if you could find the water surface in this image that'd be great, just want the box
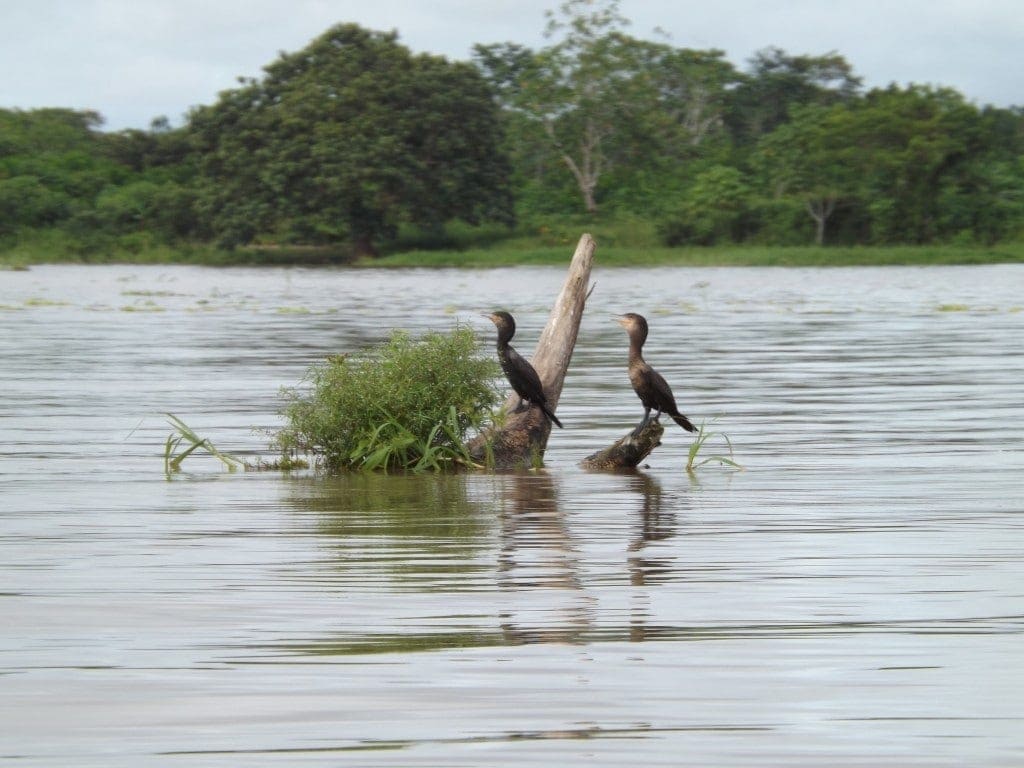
[1,263,1022,766]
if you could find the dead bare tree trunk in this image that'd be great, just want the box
[469,234,596,469]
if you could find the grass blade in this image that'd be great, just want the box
[163,413,243,474]
[686,420,743,473]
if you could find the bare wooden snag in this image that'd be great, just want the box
[469,233,596,469]
[579,420,664,470]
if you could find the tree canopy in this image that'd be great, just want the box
[189,24,513,253]
[3,3,1024,257]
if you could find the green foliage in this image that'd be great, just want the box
[685,421,742,472]
[753,103,859,244]
[658,165,754,245]
[0,176,70,233]
[190,24,513,253]
[0,107,201,251]
[725,47,862,144]
[92,180,199,239]
[4,8,1024,255]
[163,413,244,475]
[743,197,813,246]
[0,108,105,154]
[0,108,122,235]
[749,85,1024,245]
[275,327,500,471]
[477,1,739,216]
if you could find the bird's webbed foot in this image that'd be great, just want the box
[631,408,660,437]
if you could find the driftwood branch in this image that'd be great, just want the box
[580,420,665,470]
[469,233,596,469]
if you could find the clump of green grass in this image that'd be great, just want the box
[274,327,500,471]
[163,413,244,475]
[247,454,310,471]
[686,420,742,472]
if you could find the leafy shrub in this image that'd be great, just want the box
[274,327,500,471]
[748,196,812,245]
[657,166,754,246]
[0,176,70,232]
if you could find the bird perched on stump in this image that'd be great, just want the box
[615,312,696,434]
[484,311,563,428]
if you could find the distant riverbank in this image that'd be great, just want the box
[4,242,1024,270]
[361,242,1024,268]
[4,221,1024,270]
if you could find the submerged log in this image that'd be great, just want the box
[469,233,596,469]
[580,420,665,470]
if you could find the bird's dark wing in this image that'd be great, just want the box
[505,346,547,404]
[648,365,695,430]
[646,366,679,413]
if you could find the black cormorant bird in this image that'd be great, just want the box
[484,311,563,428]
[615,312,696,433]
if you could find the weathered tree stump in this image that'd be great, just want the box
[579,420,665,470]
[469,233,596,469]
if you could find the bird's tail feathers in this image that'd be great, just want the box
[541,404,564,429]
[673,413,696,432]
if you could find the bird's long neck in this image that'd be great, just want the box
[495,330,513,352]
[495,331,516,370]
[627,332,646,365]
[494,318,518,348]
[496,341,512,366]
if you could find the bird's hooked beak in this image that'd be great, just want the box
[612,314,628,327]
[481,312,497,324]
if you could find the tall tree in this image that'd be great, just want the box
[753,84,1024,245]
[632,45,739,149]
[475,1,738,215]
[755,103,859,244]
[727,47,861,145]
[852,85,1010,243]
[190,24,513,254]
[528,0,634,213]
[475,0,642,213]
[0,108,126,235]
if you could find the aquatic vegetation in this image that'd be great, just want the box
[686,420,742,472]
[163,413,244,475]
[246,454,310,471]
[120,290,184,297]
[274,327,500,471]
[24,297,70,307]
[120,304,166,312]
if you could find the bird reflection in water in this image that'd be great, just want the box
[497,472,593,645]
[624,471,683,643]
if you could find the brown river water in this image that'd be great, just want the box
[1,263,1022,766]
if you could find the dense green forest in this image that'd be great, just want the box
[3,0,1024,262]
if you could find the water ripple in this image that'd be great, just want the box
[1,264,1023,766]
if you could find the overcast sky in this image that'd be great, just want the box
[2,0,1021,131]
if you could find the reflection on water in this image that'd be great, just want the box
[627,470,677,587]
[303,472,490,545]
[626,471,676,643]
[1,264,1023,766]
[496,472,591,645]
